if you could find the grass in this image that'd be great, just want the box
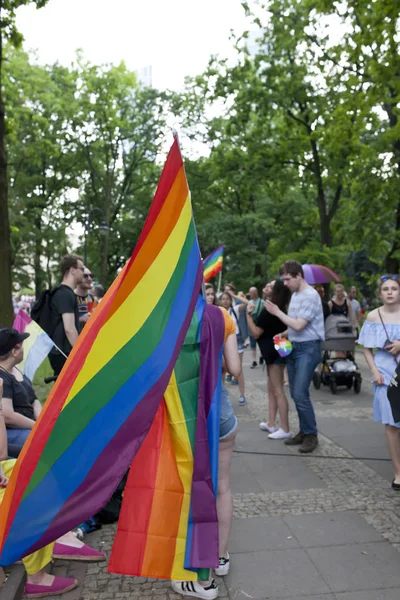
[32,358,54,404]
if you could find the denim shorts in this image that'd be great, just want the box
[220,385,238,440]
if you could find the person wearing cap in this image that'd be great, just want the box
[0,328,43,456]
[0,378,107,597]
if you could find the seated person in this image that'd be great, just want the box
[0,328,43,456]
[0,377,106,598]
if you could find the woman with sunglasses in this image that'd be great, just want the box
[359,275,400,489]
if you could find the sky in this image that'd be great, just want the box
[16,0,250,90]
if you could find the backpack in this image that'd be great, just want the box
[31,288,59,336]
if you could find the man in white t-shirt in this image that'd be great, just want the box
[348,286,362,333]
[265,260,324,454]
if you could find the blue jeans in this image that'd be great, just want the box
[7,428,31,456]
[287,340,321,436]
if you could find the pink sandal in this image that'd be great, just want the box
[25,576,78,598]
[52,542,106,562]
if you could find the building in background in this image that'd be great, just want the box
[135,65,153,87]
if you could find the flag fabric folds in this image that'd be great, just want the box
[12,310,54,381]
[108,298,225,580]
[203,245,224,282]
[0,138,210,574]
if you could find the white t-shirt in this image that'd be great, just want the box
[228,305,240,335]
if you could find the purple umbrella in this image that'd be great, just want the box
[302,264,341,285]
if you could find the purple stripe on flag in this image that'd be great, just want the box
[188,304,224,568]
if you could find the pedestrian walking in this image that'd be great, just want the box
[264,260,324,453]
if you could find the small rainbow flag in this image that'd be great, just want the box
[203,245,224,282]
[0,138,215,577]
[273,335,293,358]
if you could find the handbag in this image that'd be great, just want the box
[380,309,400,422]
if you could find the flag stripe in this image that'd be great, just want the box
[64,195,192,403]
[0,266,129,548]
[141,404,184,576]
[107,165,188,322]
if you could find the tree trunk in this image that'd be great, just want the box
[100,230,110,286]
[0,2,13,325]
[383,101,400,273]
[34,217,44,297]
[319,209,332,247]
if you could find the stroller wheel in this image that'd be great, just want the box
[313,371,321,390]
[354,375,362,394]
[330,378,337,395]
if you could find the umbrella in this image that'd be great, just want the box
[302,264,341,285]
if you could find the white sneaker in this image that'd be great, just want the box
[259,422,277,433]
[171,579,219,599]
[268,428,293,440]
[215,552,230,576]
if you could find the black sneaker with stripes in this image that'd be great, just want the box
[171,578,219,599]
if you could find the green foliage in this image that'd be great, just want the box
[174,0,400,297]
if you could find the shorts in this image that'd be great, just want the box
[220,385,238,440]
[262,352,287,366]
[237,333,245,354]
[250,335,257,350]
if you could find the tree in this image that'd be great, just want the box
[0,0,49,325]
[304,0,400,270]
[72,56,168,285]
[5,46,80,297]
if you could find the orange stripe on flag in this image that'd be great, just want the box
[141,402,183,577]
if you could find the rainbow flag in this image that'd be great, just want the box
[13,310,54,381]
[109,298,225,580]
[0,139,208,572]
[203,245,224,282]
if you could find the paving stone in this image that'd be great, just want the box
[336,591,400,600]
[307,542,400,593]
[284,511,383,547]
[229,516,300,553]
[225,548,330,599]
[244,452,327,492]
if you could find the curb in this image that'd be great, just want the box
[0,565,25,600]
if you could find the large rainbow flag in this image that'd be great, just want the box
[0,138,222,579]
[203,245,224,282]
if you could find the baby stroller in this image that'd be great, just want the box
[313,314,362,395]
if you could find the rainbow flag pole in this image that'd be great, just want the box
[203,244,224,284]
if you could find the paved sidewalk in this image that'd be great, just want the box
[43,351,400,600]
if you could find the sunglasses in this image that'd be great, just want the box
[381,275,400,282]
[83,273,93,279]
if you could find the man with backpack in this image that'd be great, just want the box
[49,255,85,376]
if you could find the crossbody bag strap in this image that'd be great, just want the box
[378,308,398,363]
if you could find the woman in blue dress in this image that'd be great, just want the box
[359,276,400,490]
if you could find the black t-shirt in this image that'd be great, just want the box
[50,284,80,356]
[255,309,286,364]
[1,368,36,420]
